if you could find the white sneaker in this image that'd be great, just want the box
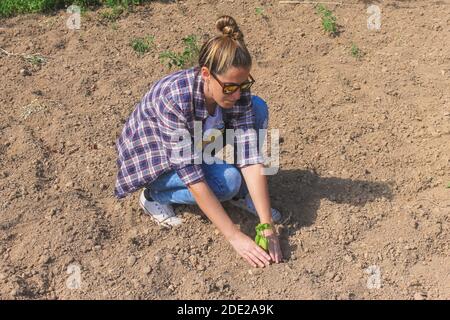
[139,190,182,227]
[230,194,282,223]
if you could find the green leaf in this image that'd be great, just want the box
[256,235,269,251]
[255,223,272,251]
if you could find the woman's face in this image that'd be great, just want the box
[201,66,250,109]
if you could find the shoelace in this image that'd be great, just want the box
[247,196,281,221]
[153,203,172,220]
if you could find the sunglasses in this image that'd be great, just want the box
[211,72,255,94]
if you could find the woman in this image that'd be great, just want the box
[115,16,282,267]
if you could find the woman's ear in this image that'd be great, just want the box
[201,66,211,82]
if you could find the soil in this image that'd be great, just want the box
[0,0,449,299]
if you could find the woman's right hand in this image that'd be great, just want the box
[228,231,272,268]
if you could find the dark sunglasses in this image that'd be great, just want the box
[211,72,255,94]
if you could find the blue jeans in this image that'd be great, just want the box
[146,95,268,205]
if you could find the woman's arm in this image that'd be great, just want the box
[240,163,283,263]
[188,181,272,268]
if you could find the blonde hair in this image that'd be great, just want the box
[198,15,252,75]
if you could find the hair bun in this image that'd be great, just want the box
[215,15,243,41]
[222,25,234,37]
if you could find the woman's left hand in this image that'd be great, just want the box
[263,229,283,263]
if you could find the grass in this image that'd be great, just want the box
[25,54,47,66]
[447,182,450,189]
[0,0,153,18]
[159,35,200,69]
[255,6,270,23]
[98,4,124,22]
[0,48,49,66]
[105,0,137,7]
[130,35,154,55]
[255,7,264,16]
[0,0,99,17]
[315,4,338,36]
[350,43,363,59]
[98,1,146,23]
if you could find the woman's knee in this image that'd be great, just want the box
[215,166,242,201]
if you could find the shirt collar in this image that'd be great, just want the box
[192,66,210,121]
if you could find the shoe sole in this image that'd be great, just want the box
[139,195,176,228]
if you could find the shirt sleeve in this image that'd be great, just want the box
[226,92,264,168]
[156,95,205,186]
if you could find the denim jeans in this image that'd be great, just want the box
[145,95,268,205]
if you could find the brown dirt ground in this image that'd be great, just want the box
[0,0,449,300]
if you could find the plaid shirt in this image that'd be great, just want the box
[114,66,263,199]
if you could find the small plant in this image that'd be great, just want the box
[255,7,264,16]
[255,6,270,22]
[446,182,450,189]
[99,0,153,22]
[99,5,124,22]
[316,4,337,36]
[183,35,200,63]
[159,51,184,69]
[130,36,154,55]
[350,43,362,59]
[25,54,46,66]
[159,35,200,69]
